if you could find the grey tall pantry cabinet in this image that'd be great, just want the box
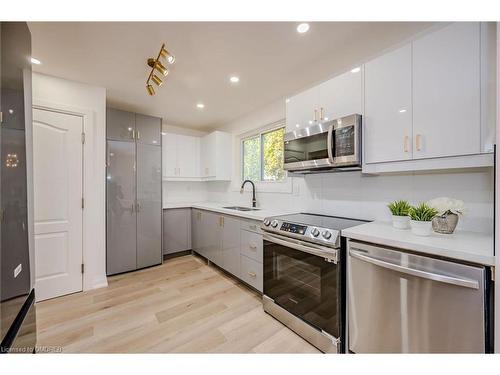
[106,108,162,275]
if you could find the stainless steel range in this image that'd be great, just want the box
[261,213,367,353]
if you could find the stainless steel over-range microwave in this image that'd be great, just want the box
[283,114,361,173]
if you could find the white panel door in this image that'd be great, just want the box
[176,134,200,178]
[364,44,413,163]
[318,67,363,122]
[33,108,83,301]
[162,133,177,178]
[285,87,319,131]
[412,22,481,159]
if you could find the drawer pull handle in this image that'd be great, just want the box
[249,225,257,230]
[249,244,257,250]
[248,272,257,278]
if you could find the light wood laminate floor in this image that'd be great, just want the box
[36,255,320,353]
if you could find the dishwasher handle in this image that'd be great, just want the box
[349,248,479,290]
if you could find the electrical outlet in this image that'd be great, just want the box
[14,263,22,278]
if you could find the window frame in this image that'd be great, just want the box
[240,124,286,184]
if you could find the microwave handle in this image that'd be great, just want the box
[327,123,335,164]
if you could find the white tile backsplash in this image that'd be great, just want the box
[202,168,494,233]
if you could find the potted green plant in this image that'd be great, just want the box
[387,200,411,229]
[427,197,466,234]
[409,203,439,236]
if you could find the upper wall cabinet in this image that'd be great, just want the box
[107,108,136,142]
[200,131,232,181]
[136,114,161,146]
[285,68,363,132]
[364,44,412,164]
[412,22,480,160]
[162,133,200,179]
[362,22,496,174]
[162,130,232,181]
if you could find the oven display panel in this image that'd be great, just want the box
[280,222,307,235]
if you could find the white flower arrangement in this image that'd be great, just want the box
[427,197,466,216]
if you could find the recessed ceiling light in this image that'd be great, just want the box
[196,103,205,109]
[351,67,361,73]
[230,76,240,83]
[30,57,41,65]
[297,23,310,34]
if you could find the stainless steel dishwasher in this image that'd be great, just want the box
[347,240,493,353]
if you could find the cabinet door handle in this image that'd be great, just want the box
[404,135,409,153]
[314,109,318,122]
[131,203,135,214]
[136,131,141,140]
[416,134,422,151]
[131,129,135,139]
[248,272,257,278]
[320,107,324,121]
[136,202,140,212]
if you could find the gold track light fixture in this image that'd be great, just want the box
[146,43,175,96]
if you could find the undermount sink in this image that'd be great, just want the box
[222,206,260,212]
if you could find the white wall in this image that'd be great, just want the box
[32,72,107,291]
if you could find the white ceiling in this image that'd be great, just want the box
[28,22,436,130]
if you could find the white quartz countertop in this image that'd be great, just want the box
[343,221,494,266]
[163,201,297,221]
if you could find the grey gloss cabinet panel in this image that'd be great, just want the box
[163,208,191,254]
[107,108,135,142]
[136,144,162,269]
[106,141,137,274]
[136,113,161,146]
[191,209,203,255]
[204,211,223,266]
[240,255,263,292]
[221,216,241,277]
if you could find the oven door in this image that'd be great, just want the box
[263,233,341,339]
[283,123,332,171]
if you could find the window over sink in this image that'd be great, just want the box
[242,126,285,182]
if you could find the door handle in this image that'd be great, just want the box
[416,134,422,151]
[136,202,141,212]
[404,135,409,153]
[131,203,135,214]
[349,248,479,289]
[131,129,135,140]
[326,123,335,164]
[263,233,338,263]
[314,109,318,122]
[320,107,324,121]
[136,131,141,140]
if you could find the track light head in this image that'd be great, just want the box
[154,61,169,76]
[151,74,163,86]
[160,45,175,65]
[146,84,155,96]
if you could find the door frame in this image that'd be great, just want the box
[32,99,102,292]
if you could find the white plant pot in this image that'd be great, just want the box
[391,215,410,229]
[410,220,433,236]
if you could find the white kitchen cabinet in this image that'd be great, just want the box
[162,133,200,179]
[285,86,319,131]
[318,67,363,122]
[163,208,191,255]
[200,131,232,181]
[412,22,481,159]
[364,44,413,164]
[285,67,363,133]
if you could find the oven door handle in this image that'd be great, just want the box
[327,122,335,165]
[349,248,479,290]
[263,233,338,263]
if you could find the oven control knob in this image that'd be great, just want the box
[322,230,332,240]
[263,219,271,227]
[271,220,279,228]
[311,228,320,237]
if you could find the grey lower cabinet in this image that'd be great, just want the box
[191,209,263,292]
[163,208,191,254]
[106,108,162,276]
